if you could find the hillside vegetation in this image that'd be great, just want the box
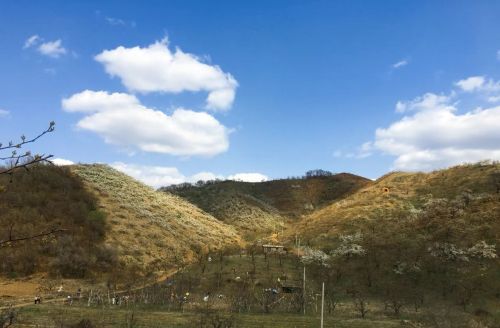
[279,163,500,325]
[71,164,242,269]
[163,172,370,237]
[0,165,115,278]
[0,164,243,280]
[292,162,500,243]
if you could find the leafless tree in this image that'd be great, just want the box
[0,122,61,247]
[0,121,55,177]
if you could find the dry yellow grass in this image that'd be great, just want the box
[71,164,243,268]
[166,173,370,238]
[290,162,500,241]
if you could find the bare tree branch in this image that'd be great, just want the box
[0,121,55,177]
[0,121,60,245]
[0,227,67,247]
[0,121,55,151]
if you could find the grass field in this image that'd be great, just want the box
[4,253,497,328]
[14,304,402,328]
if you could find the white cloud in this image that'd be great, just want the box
[103,16,136,28]
[111,162,265,188]
[191,171,225,182]
[0,109,9,117]
[395,93,452,113]
[372,90,500,171]
[392,59,409,69]
[111,162,186,188]
[37,39,67,58]
[94,38,238,111]
[227,173,269,182]
[455,76,500,102]
[357,142,373,159]
[24,35,41,48]
[455,76,485,92]
[23,35,68,58]
[62,90,140,113]
[52,158,75,166]
[62,90,229,157]
[487,95,500,103]
[105,17,126,26]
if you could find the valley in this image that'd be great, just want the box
[1,162,499,327]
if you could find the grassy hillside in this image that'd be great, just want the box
[0,165,114,278]
[163,173,371,236]
[292,162,500,243]
[71,164,243,269]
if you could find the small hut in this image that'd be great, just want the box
[262,244,285,254]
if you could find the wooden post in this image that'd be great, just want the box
[297,238,300,257]
[320,282,325,328]
[303,266,306,315]
[87,289,92,307]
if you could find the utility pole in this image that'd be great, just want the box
[297,238,300,257]
[320,282,325,328]
[303,266,306,315]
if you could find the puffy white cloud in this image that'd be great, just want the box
[227,173,269,182]
[455,76,485,92]
[62,90,140,113]
[94,38,237,111]
[392,59,408,69]
[52,158,75,166]
[37,39,67,58]
[0,109,9,117]
[62,90,229,157]
[373,91,500,171]
[455,76,500,102]
[110,162,266,188]
[191,171,225,182]
[111,162,186,188]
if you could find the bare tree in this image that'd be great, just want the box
[0,121,55,177]
[0,122,61,246]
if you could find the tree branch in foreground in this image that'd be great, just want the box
[0,227,67,247]
[0,121,55,178]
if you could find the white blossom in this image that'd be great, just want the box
[428,242,469,262]
[468,241,497,259]
[332,233,366,257]
[301,247,330,267]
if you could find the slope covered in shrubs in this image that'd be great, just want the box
[292,162,500,243]
[71,164,242,269]
[0,165,116,278]
[163,171,371,237]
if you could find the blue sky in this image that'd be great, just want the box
[2,1,500,187]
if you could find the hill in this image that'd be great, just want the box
[71,164,242,269]
[0,165,112,278]
[162,172,371,237]
[0,164,243,280]
[291,162,500,244]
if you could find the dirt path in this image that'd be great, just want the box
[0,269,178,311]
